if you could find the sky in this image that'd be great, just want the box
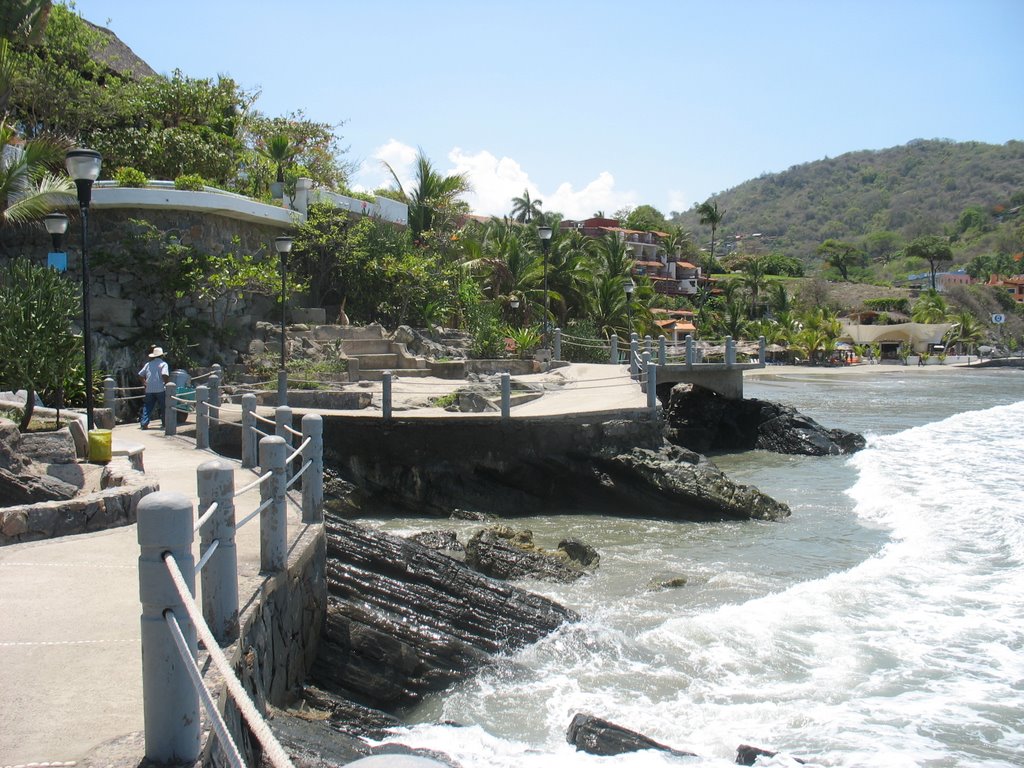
[70,0,1024,221]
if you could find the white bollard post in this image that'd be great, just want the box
[759,335,767,366]
[686,334,695,366]
[501,373,511,422]
[208,374,221,417]
[658,335,667,366]
[644,335,652,356]
[103,376,116,412]
[629,338,639,379]
[195,386,209,450]
[259,435,288,572]
[301,414,323,524]
[137,491,200,763]
[647,362,658,415]
[641,351,651,393]
[382,371,393,423]
[163,381,177,436]
[553,328,562,361]
[726,336,736,366]
[277,368,288,407]
[197,461,238,643]
[241,393,257,469]
[610,334,619,364]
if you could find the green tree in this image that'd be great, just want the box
[911,289,950,324]
[943,309,985,357]
[624,204,668,233]
[0,0,51,46]
[817,239,865,281]
[696,199,725,276]
[384,150,471,240]
[740,256,769,318]
[0,257,79,430]
[510,188,542,223]
[903,234,953,291]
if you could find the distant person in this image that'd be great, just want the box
[138,345,170,429]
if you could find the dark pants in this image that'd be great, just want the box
[141,391,165,428]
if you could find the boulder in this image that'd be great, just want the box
[0,466,78,504]
[407,529,464,554]
[664,385,866,456]
[18,429,77,464]
[736,744,807,765]
[312,514,578,709]
[566,713,696,758]
[464,526,598,582]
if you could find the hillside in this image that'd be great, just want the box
[672,139,1024,265]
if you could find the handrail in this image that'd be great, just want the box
[193,501,218,533]
[163,553,296,768]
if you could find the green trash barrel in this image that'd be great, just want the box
[88,428,112,462]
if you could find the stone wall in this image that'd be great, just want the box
[0,207,290,377]
[0,456,158,545]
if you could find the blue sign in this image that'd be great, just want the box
[48,252,68,272]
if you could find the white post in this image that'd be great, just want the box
[647,362,658,415]
[553,328,562,361]
[658,335,667,366]
[726,336,736,366]
[644,335,652,356]
[208,374,221,411]
[686,334,695,366]
[259,435,288,572]
[277,369,288,407]
[163,381,177,436]
[641,351,651,393]
[382,371,393,422]
[195,385,209,450]
[759,335,767,366]
[137,491,200,763]
[241,393,257,469]
[197,461,238,643]
[103,376,116,412]
[610,334,619,364]
[629,337,639,379]
[301,414,324,524]
[501,373,511,422]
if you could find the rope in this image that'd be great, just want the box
[118,393,146,402]
[287,437,311,464]
[163,608,246,768]
[236,497,273,529]
[235,470,272,498]
[163,555,296,768]
[250,425,272,439]
[194,538,220,574]
[281,423,303,439]
[253,412,276,426]
[193,501,218,534]
[285,459,311,490]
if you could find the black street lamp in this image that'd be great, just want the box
[43,213,69,254]
[537,226,552,339]
[65,148,103,430]
[624,277,635,334]
[274,235,294,401]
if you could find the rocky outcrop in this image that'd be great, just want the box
[311,514,578,710]
[0,419,78,506]
[665,385,866,456]
[464,526,600,582]
[566,713,696,758]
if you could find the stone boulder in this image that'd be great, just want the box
[464,525,599,582]
[566,713,696,758]
[0,418,77,506]
[312,514,578,710]
[392,325,466,360]
[664,385,866,456]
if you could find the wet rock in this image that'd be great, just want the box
[464,526,597,582]
[407,529,464,554]
[566,713,697,758]
[559,538,600,568]
[736,744,807,765]
[312,514,578,710]
[665,385,866,456]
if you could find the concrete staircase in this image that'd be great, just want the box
[304,324,434,382]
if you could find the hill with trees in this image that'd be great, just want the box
[672,139,1024,269]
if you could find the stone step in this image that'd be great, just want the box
[340,339,396,355]
[358,368,436,381]
[355,353,401,369]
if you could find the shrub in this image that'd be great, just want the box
[173,174,206,191]
[864,297,910,313]
[114,166,148,187]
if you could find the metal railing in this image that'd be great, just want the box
[136,390,323,765]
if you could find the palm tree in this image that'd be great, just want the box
[262,133,296,184]
[944,310,985,359]
[548,229,594,327]
[460,218,548,325]
[911,290,950,324]
[696,199,725,276]
[385,150,472,240]
[741,256,768,318]
[510,189,543,224]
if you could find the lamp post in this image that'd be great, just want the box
[274,235,294,403]
[537,226,552,340]
[43,213,69,253]
[624,277,635,335]
[65,148,103,430]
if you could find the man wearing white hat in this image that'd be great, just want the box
[138,345,170,429]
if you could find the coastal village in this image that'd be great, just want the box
[2,4,1023,768]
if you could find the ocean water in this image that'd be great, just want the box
[358,367,1024,767]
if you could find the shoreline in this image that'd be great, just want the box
[743,360,1006,379]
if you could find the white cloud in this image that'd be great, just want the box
[666,188,692,217]
[354,141,638,221]
[353,138,418,192]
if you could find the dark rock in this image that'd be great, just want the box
[0,466,78,505]
[665,385,866,456]
[312,514,578,710]
[450,508,495,522]
[736,744,807,765]
[300,685,402,738]
[464,525,596,582]
[558,538,600,567]
[18,429,77,464]
[651,575,688,589]
[566,713,696,758]
[408,529,464,553]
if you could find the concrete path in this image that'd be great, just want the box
[0,425,302,766]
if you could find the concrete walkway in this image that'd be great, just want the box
[0,425,302,766]
[0,362,648,765]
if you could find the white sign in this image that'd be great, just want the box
[991,313,1005,324]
